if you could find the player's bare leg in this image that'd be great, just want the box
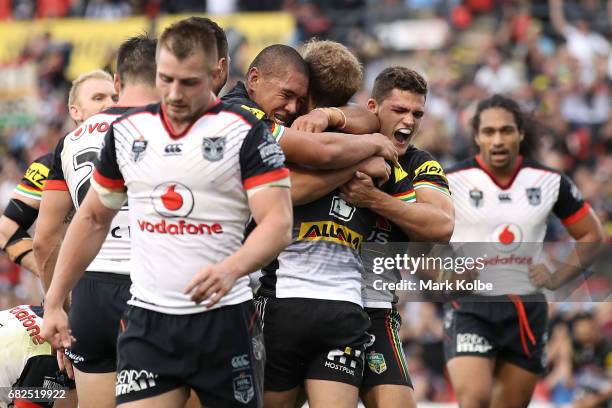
[292,387,307,407]
[184,390,202,408]
[117,386,189,408]
[53,389,78,408]
[73,369,116,408]
[304,380,359,408]
[447,356,494,408]
[361,384,416,408]
[490,361,539,408]
[264,387,302,408]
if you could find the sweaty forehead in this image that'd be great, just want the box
[266,68,309,96]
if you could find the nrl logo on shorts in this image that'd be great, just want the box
[526,187,541,206]
[367,352,387,374]
[132,137,148,162]
[233,372,254,404]
[202,137,226,162]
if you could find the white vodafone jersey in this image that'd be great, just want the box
[447,155,589,295]
[45,107,134,275]
[91,101,289,315]
[0,306,51,402]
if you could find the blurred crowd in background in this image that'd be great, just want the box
[0,0,610,405]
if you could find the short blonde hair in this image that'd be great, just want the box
[300,39,363,107]
[68,69,113,107]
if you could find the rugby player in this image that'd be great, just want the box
[339,67,454,408]
[255,47,415,408]
[67,70,117,126]
[222,45,398,171]
[444,94,604,408]
[34,35,159,408]
[42,18,292,408]
[0,305,77,408]
[0,68,119,277]
[200,17,229,95]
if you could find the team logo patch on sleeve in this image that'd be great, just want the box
[24,162,49,188]
[414,160,447,180]
[257,139,285,167]
[202,137,226,161]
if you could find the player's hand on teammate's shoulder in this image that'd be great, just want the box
[41,304,75,349]
[184,261,240,307]
[291,109,329,133]
[529,263,556,289]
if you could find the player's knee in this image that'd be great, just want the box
[453,382,491,408]
[361,385,416,408]
[456,392,491,408]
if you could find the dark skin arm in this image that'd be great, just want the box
[279,128,397,169]
[529,207,604,290]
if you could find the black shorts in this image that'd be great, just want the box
[67,271,131,373]
[443,294,548,374]
[255,296,370,391]
[362,308,413,388]
[115,301,263,407]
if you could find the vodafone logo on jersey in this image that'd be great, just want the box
[70,121,110,140]
[491,223,522,252]
[151,182,194,218]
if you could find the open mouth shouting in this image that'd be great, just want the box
[394,128,413,146]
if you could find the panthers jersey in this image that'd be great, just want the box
[13,154,53,201]
[259,157,414,306]
[45,107,133,275]
[222,81,286,140]
[447,155,589,295]
[362,147,450,308]
[92,101,290,315]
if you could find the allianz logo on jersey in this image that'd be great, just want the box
[298,221,363,251]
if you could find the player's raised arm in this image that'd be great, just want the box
[291,104,380,134]
[278,128,398,169]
